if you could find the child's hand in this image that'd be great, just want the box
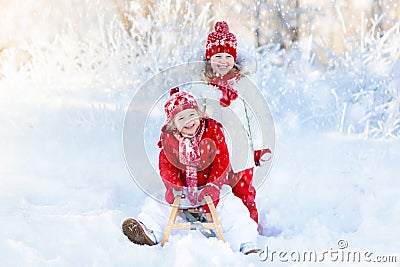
[198,183,220,202]
[165,187,182,204]
[254,149,272,166]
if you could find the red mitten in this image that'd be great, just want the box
[165,187,182,204]
[198,184,221,213]
[198,184,220,203]
[165,188,174,204]
[254,149,272,166]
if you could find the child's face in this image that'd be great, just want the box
[173,109,201,136]
[210,53,235,76]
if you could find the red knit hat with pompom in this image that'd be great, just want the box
[164,87,200,122]
[205,21,237,61]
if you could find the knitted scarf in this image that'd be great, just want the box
[208,72,241,107]
[173,119,206,205]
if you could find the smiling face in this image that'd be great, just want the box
[210,52,235,76]
[173,109,201,136]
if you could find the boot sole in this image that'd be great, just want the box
[122,218,155,246]
[244,248,263,255]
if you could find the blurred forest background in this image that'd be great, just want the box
[1,0,399,66]
[1,0,399,138]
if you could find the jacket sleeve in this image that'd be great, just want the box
[206,121,230,188]
[237,76,274,151]
[159,149,184,190]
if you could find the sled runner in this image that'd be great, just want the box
[161,194,225,246]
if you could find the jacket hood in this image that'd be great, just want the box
[235,50,257,75]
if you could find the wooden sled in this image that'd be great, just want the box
[161,195,225,246]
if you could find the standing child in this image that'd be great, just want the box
[122,88,261,254]
[190,21,272,225]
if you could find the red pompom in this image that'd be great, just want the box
[169,87,179,96]
[215,21,229,33]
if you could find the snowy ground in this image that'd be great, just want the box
[1,72,399,267]
[1,2,400,266]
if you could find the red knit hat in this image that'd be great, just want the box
[205,21,237,61]
[164,87,200,122]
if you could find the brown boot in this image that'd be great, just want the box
[122,218,156,246]
[240,242,263,255]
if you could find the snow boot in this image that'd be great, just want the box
[240,242,262,255]
[122,218,156,246]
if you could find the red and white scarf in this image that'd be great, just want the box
[209,72,241,107]
[173,119,206,205]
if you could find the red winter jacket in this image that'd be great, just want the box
[158,118,230,205]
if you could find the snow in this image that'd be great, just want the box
[1,1,400,266]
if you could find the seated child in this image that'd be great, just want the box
[122,88,260,254]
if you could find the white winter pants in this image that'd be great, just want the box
[137,185,259,251]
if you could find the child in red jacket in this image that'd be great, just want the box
[159,87,229,210]
[122,88,260,254]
